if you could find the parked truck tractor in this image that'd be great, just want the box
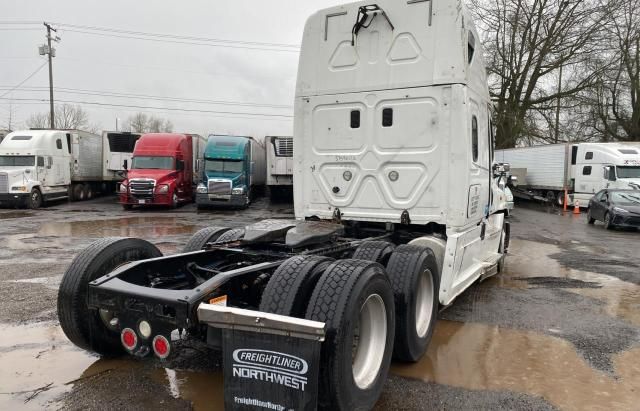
[0,129,103,209]
[196,135,266,209]
[119,133,205,209]
[57,1,510,409]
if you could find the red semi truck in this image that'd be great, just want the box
[118,133,205,209]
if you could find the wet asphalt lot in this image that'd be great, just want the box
[0,197,638,410]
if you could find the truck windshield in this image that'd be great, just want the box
[616,166,640,179]
[131,156,174,170]
[0,156,35,167]
[206,159,243,174]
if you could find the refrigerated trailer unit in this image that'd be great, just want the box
[57,1,511,410]
[102,131,142,189]
[0,129,106,208]
[266,136,294,199]
[496,142,640,206]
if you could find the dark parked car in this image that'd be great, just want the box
[587,189,640,230]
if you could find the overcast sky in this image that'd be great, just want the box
[0,0,347,136]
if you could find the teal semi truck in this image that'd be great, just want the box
[196,135,266,208]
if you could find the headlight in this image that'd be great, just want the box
[119,184,128,193]
[11,186,28,192]
[197,184,208,194]
[232,187,246,195]
[613,207,629,213]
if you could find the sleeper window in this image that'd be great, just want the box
[585,152,593,160]
[382,108,393,127]
[583,166,592,176]
[350,110,360,129]
[56,139,63,150]
[471,116,479,163]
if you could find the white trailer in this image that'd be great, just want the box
[102,131,142,186]
[265,135,293,199]
[496,142,640,206]
[0,129,106,208]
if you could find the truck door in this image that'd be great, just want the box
[467,97,490,223]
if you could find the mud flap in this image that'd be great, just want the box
[223,330,321,410]
[197,304,325,411]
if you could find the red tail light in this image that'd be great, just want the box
[121,328,138,351]
[152,335,170,359]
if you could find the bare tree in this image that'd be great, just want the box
[126,112,174,133]
[586,0,640,141]
[26,104,95,131]
[25,112,49,129]
[1,101,16,131]
[471,0,608,148]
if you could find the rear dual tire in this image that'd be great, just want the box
[57,238,163,355]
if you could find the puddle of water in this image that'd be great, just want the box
[391,320,640,411]
[38,217,198,238]
[0,211,34,220]
[0,322,98,410]
[151,368,224,411]
[498,240,640,326]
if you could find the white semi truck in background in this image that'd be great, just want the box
[57,1,511,410]
[0,129,108,208]
[496,142,640,206]
[265,135,293,199]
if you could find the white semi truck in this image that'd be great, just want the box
[266,135,293,199]
[0,129,104,208]
[496,142,640,206]
[57,1,510,409]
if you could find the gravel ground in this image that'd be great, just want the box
[0,196,638,410]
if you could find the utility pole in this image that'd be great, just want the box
[41,22,59,129]
[554,61,563,144]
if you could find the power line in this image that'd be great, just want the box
[60,28,300,52]
[0,86,293,109]
[0,61,48,99]
[50,22,299,49]
[0,97,292,118]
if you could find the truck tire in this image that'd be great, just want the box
[72,184,85,201]
[386,245,439,362]
[259,255,333,317]
[352,241,395,265]
[83,184,93,200]
[305,260,395,411]
[57,238,162,355]
[182,227,231,252]
[214,228,245,243]
[28,188,43,209]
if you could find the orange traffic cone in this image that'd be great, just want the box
[573,200,580,214]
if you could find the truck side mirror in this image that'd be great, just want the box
[176,160,185,171]
[123,159,128,171]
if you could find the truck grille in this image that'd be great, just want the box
[208,180,231,195]
[129,179,155,198]
[274,137,293,157]
[0,173,7,194]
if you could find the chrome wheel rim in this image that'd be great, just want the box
[415,270,434,338]
[352,294,387,389]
